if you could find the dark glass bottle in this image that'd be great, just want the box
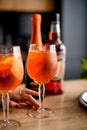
[46,13,66,95]
[26,14,42,97]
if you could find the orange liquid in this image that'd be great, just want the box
[0,54,24,93]
[26,51,57,84]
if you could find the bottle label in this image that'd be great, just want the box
[53,52,65,81]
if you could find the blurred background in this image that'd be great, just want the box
[0,0,86,81]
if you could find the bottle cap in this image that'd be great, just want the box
[51,13,60,22]
[31,14,41,22]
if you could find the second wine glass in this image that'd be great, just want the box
[0,46,24,129]
[26,44,58,119]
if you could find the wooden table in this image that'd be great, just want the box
[0,80,87,130]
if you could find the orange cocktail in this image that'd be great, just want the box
[0,54,24,93]
[26,44,57,119]
[26,50,57,83]
[0,46,24,129]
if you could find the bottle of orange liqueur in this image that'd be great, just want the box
[26,14,43,95]
[46,13,66,95]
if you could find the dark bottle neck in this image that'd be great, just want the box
[49,21,61,41]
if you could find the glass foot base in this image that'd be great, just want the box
[27,107,54,119]
[0,119,21,130]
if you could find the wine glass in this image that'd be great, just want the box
[26,44,58,119]
[0,46,24,129]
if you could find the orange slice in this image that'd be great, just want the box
[11,57,24,82]
[0,56,13,77]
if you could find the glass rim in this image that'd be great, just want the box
[29,43,56,52]
[0,45,21,48]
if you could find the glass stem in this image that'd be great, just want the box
[38,84,45,109]
[2,93,9,124]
